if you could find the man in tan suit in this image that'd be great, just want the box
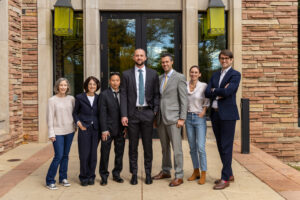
[152,53,188,187]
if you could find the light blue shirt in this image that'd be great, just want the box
[135,66,148,106]
[160,69,174,94]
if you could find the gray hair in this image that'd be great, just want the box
[53,77,71,94]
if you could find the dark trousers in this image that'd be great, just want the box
[78,127,99,183]
[46,132,74,185]
[99,134,125,179]
[128,108,154,176]
[211,110,236,181]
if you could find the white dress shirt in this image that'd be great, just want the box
[212,66,232,109]
[135,65,148,106]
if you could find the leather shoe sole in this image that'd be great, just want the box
[145,176,153,185]
[214,176,234,184]
[130,175,138,185]
[213,180,229,190]
[100,179,107,186]
[152,172,171,180]
[169,178,183,187]
[113,177,124,183]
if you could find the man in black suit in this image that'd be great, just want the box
[120,48,160,185]
[98,72,126,186]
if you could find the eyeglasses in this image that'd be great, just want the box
[219,57,231,61]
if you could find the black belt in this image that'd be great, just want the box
[136,106,150,111]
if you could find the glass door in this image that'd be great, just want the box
[100,12,182,90]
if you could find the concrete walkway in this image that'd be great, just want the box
[0,139,295,200]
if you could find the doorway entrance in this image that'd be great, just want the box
[100,12,182,90]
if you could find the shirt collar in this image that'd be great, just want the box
[221,66,231,74]
[110,87,119,93]
[164,69,174,78]
[135,65,145,72]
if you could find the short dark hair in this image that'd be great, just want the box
[189,65,201,73]
[219,49,233,59]
[83,76,100,93]
[110,72,121,79]
[161,52,173,61]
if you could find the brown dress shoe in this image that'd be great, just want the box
[169,178,183,187]
[152,171,171,180]
[214,175,234,184]
[213,180,229,190]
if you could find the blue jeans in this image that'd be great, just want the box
[185,113,207,171]
[46,132,74,185]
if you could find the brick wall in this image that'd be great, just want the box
[0,0,38,154]
[22,0,38,141]
[242,0,300,161]
[7,0,23,150]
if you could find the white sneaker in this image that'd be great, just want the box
[60,179,71,187]
[46,184,58,190]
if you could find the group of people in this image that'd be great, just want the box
[45,48,241,191]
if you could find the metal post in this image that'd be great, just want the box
[241,98,250,154]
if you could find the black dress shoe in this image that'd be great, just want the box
[88,179,95,185]
[130,175,138,185]
[113,176,124,183]
[145,174,153,185]
[80,181,88,186]
[100,178,107,186]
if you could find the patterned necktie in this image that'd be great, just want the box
[138,69,144,105]
[162,74,168,91]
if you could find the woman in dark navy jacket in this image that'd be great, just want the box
[73,76,100,186]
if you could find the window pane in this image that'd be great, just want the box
[146,18,175,75]
[54,13,83,96]
[198,13,227,83]
[107,19,136,75]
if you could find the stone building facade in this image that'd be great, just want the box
[0,0,299,162]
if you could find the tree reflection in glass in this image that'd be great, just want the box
[54,13,83,96]
[107,19,135,74]
[198,13,227,84]
[147,18,175,75]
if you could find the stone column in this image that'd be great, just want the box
[83,0,100,80]
[0,0,9,142]
[229,0,242,138]
[182,0,198,78]
[38,0,53,142]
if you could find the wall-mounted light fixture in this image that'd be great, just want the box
[54,0,74,36]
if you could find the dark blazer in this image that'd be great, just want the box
[98,88,123,137]
[205,67,241,121]
[73,93,100,130]
[120,67,160,118]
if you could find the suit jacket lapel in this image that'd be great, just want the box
[145,67,151,96]
[131,68,137,95]
[215,70,221,88]
[163,70,176,93]
[92,94,98,109]
[109,88,119,108]
[83,93,92,107]
[219,68,233,88]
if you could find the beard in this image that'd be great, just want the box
[135,60,145,67]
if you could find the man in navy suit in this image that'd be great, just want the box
[120,49,160,185]
[205,49,241,190]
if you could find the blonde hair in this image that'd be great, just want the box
[53,78,71,94]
